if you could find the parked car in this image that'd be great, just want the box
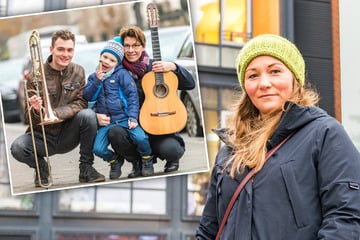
[143,25,189,61]
[175,31,204,137]
[0,58,24,123]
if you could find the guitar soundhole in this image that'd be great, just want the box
[153,84,169,98]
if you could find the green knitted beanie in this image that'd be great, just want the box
[236,34,305,89]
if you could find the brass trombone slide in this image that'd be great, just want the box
[26,30,62,188]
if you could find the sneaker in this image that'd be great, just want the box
[164,160,179,173]
[79,163,105,183]
[34,163,50,187]
[141,156,154,177]
[109,156,124,179]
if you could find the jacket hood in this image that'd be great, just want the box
[268,102,328,148]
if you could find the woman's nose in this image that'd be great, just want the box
[259,74,272,88]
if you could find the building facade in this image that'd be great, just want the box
[0,0,338,239]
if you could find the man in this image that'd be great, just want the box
[11,30,105,187]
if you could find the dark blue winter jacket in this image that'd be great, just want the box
[84,64,139,122]
[196,103,360,240]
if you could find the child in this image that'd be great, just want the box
[84,37,154,178]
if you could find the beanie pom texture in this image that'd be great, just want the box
[236,34,305,89]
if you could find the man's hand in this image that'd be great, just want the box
[97,113,110,126]
[28,95,43,112]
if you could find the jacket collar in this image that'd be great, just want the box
[45,55,71,76]
[213,102,328,149]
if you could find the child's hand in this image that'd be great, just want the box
[128,118,138,129]
[96,70,104,80]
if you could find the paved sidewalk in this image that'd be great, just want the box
[4,123,210,195]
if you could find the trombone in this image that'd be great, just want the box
[25,30,62,188]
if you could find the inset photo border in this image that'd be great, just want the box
[0,0,209,196]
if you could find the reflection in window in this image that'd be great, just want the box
[58,178,166,215]
[59,187,96,212]
[195,0,247,44]
[55,233,166,240]
[0,118,34,211]
[0,184,34,210]
[187,174,209,217]
[0,118,8,184]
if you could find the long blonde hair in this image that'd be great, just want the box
[226,81,319,178]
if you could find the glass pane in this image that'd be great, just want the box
[133,190,166,214]
[200,88,217,109]
[56,233,166,240]
[96,234,166,240]
[55,233,92,240]
[0,184,34,210]
[66,0,101,8]
[194,44,219,67]
[187,174,209,217]
[223,0,247,43]
[133,178,166,189]
[101,182,131,188]
[6,0,43,16]
[0,134,9,184]
[58,188,95,212]
[96,188,131,213]
[221,88,240,110]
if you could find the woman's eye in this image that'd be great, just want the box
[271,69,281,74]
[248,74,257,79]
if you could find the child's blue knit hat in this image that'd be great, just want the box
[100,37,124,63]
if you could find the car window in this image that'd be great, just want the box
[0,58,24,88]
[178,33,194,59]
[144,26,190,61]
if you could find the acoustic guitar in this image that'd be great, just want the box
[139,3,187,135]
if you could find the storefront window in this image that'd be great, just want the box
[194,0,247,44]
[58,178,166,215]
[55,233,166,240]
[0,184,34,210]
[193,0,280,44]
[0,116,34,211]
[187,173,209,217]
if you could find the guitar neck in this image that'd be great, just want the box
[150,27,162,62]
[150,27,164,85]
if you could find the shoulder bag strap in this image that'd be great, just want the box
[215,133,294,240]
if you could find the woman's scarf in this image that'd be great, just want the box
[122,51,150,80]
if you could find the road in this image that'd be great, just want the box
[4,122,209,195]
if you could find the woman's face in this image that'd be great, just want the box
[123,36,145,63]
[244,55,294,116]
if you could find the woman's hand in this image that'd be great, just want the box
[97,113,110,126]
[152,61,176,72]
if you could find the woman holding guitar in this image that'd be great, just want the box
[100,26,195,178]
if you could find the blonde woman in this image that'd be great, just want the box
[196,34,360,239]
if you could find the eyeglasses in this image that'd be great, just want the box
[124,44,142,50]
